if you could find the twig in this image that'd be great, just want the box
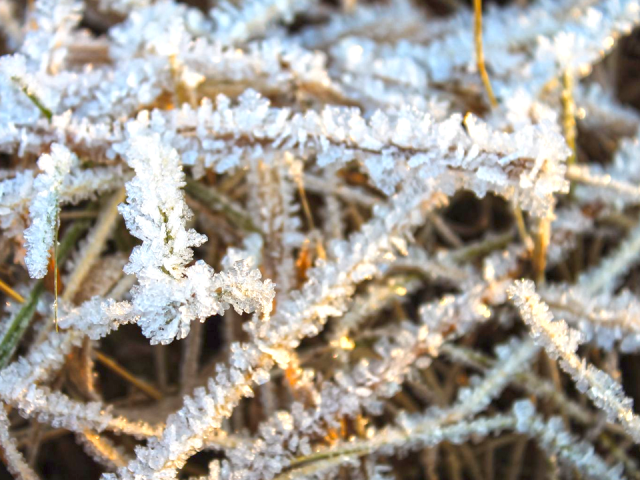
[94,351,163,401]
[12,77,52,122]
[0,220,90,369]
[180,321,203,396]
[473,0,497,108]
[53,208,59,331]
[513,206,534,255]
[533,217,551,285]
[561,69,577,168]
[0,279,25,304]
[62,188,126,304]
[184,177,262,234]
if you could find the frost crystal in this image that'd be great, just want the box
[0,0,640,478]
[119,133,207,278]
[24,144,76,278]
[508,279,640,442]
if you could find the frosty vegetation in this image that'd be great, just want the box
[1,0,640,478]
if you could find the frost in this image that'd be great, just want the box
[119,133,207,279]
[0,0,639,478]
[24,144,76,278]
[508,279,640,442]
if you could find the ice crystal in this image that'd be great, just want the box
[119,133,207,278]
[24,144,76,278]
[508,280,640,442]
[1,0,640,478]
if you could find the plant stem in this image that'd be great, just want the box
[561,69,577,196]
[533,217,550,285]
[53,207,59,331]
[12,77,53,121]
[94,351,163,401]
[474,0,497,108]
[0,279,25,304]
[184,178,262,234]
[0,220,90,368]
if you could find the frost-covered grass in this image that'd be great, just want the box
[1,0,640,479]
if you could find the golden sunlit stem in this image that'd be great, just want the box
[533,217,551,285]
[94,351,163,401]
[513,206,534,254]
[62,188,126,304]
[532,69,577,285]
[474,0,497,108]
[474,1,532,255]
[561,69,577,165]
[561,69,577,197]
[0,221,90,369]
[285,154,316,231]
[53,208,60,331]
[287,153,326,260]
[0,278,25,304]
[296,171,315,232]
